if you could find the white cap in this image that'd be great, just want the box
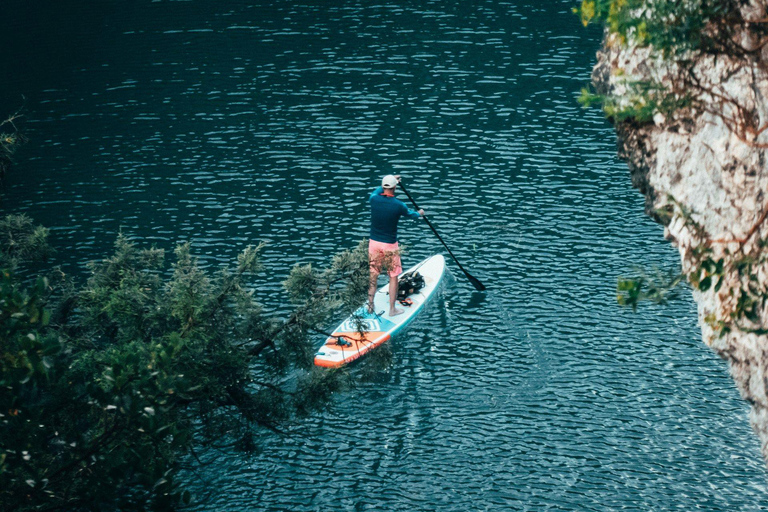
[381,175,398,189]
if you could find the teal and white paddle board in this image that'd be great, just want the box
[314,254,446,368]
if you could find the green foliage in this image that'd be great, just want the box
[579,80,693,123]
[574,0,732,55]
[578,87,604,109]
[0,109,26,183]
[575,0,739,124]
[688,253,725,292]
[721,252,768,336]
[0,214,52,270]
[617,268,685,311]
[0,216,369,511]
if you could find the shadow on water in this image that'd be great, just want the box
[353,342,394,383]
[464,290,488,311]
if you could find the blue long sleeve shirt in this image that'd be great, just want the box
[369,187,421,244]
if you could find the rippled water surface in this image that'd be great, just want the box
[3,0,767,510]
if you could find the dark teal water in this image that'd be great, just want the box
[2,1,767,510]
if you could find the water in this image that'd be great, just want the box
[2,0,767,510]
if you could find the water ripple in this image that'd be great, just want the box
[2,0,766,510]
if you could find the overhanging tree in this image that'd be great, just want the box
[0,215,369,511]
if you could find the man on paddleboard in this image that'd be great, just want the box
[369,174,424,316]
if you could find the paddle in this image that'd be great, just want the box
[397,180,486,291]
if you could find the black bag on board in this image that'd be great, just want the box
[397,271,425,301]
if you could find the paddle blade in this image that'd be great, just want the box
[468,274,486,291]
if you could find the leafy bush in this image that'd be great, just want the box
[0,216,369,510]
[575,0,743,124]
[575,0,734,55]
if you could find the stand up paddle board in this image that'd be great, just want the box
[314,254,446,368]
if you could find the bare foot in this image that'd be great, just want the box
[367,302,375,314]
[389,307,404,316]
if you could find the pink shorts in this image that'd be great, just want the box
[369,240,402,277]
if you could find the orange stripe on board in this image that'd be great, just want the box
[314,332,391,368]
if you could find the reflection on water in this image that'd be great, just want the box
[2,0,767,510]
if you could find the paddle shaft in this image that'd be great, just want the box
[397,181,486,291]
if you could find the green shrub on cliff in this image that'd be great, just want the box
[0,215,368,511]
[575,0,734,56]
[578,80,693,123]
[575,0,744,123]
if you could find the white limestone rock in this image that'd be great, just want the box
[592,0,768,463]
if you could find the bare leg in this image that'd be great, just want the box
[368,269,379,313]
[388,274,404,316]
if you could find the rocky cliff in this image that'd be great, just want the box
[589,0,768,463]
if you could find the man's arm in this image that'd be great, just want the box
[401,202,424,220]
[369,186,384,202]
